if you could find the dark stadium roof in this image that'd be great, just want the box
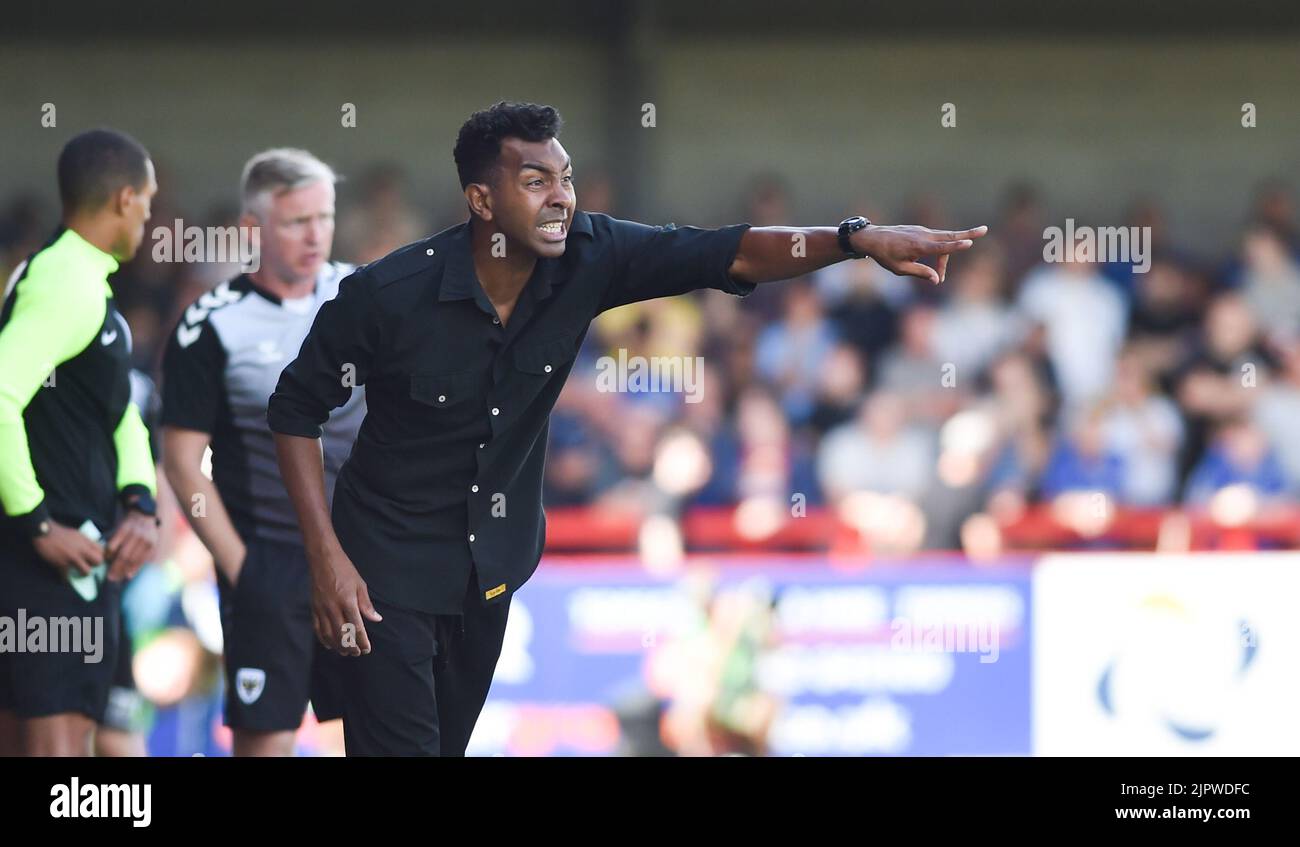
[5,0,1299,41]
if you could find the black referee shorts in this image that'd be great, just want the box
[215,535,346,732]
[323,571,511,757]
[0,538,122,721]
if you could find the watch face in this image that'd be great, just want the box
[839,217,869,258]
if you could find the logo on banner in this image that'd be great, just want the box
[1096,594,1259,742]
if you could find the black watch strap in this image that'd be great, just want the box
[120,485,158,518]
[838,216,871,259]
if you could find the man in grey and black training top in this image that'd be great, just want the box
[161,148,364,756]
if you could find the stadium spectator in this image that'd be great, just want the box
[1017,249,1128,412]
[816,390,933,503]
[1125,256,1204,379]
[1184,417,1288,507]
[1038,407,1127,501]
[1233,224,1300,343]
[808,342,868,436]
[1099,349,1185,506]
[1173,293,1278,490]
[980,350,1058,508]
[991,182,1047,293]
[1252,338,1300,493]
[932,244,1023,382]
[877,303,968,432]
[754,277,838,427]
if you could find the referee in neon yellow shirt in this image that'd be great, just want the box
[0,129,160,757]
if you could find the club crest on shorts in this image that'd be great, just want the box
[235,668,266,704]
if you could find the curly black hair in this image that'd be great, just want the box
[453,101,563,189]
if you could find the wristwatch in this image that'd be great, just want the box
[121,488,160,525]
[838,216,872,259]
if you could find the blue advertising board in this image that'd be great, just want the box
[471,556,1032,756]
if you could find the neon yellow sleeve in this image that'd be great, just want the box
[113,401,157,496]
[0,258,105,516]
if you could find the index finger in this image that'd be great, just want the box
[936,226,988,241]
[921,239,975,255]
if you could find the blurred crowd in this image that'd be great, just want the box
[3,168,1298,560]
[553,177,1300,555]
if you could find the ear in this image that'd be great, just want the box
[465,183,493,222]
[113,183,137,217]
[237,210,259,231]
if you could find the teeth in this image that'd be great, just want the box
[539,222,564,233]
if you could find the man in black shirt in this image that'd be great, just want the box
[268,101,985,756]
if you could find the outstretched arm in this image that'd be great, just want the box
[728,223,988,286]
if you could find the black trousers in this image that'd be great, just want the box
[323,572,510,756]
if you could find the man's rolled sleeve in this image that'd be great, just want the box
[599,219,755,313]
[268,268,379,439]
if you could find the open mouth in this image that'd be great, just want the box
[537,220,567,241]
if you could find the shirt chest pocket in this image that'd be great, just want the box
[409,370,477,410]
[513,334,578,377]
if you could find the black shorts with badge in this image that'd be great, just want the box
[215,534,344,732]
[0,535,122,721]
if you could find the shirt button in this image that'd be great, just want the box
[544,364,553,373]
[437,394,446,402]
[491,407,500,416]
[468,533,476,542]
[492,317,500,325]
[426,248,434,256]
[471,484,479,493]
[479,442,485,449]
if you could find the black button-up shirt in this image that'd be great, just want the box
[267,211,753,614]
